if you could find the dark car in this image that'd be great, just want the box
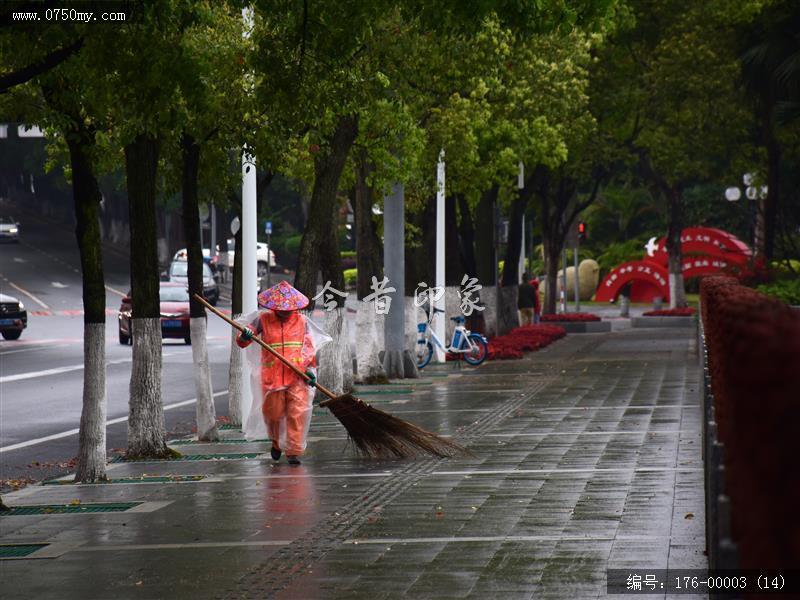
[0,293,27,340]
[118,282,192,345]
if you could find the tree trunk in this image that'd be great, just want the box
[543,237,560,315]
[228,194,244,426]
[457,194,477,278]
[354,150,382,300]
[353,150,387,383]
[190,317,217,439]
[474,186,498,286]
[762,134,780,261]
[66,130,108,482]
[125,134,168,458]
[539,176,559,315]
[407,196,436,290]
[444,195,463,285]
[316,307,346,401]
[666,186,687,308]
[502,194,528,286]
[294,115,358,302]
[182,133,218,441]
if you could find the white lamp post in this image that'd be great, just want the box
[434,150,446,363]
[724,173,766,251]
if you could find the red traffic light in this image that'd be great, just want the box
[578,221,587,241]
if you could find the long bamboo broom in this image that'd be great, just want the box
[196,294,469,459]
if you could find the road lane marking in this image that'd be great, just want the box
[0,351,179,383]
[0,345,71,356]
[0,390,228,453]
[0,337,81,350]
[0,277,50,309]
[105,284,126,297]
[51,281,68,288]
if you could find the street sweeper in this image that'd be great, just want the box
[198,289,468,460]
[236,280,329,465]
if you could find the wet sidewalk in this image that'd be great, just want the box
[1,327,705,599]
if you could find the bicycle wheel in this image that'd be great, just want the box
[416,341,434,368]
[463,333,488,365]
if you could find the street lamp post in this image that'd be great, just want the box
[434,150,446,363]
[725,172,766,253]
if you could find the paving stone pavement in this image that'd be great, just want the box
[1,327,706,599]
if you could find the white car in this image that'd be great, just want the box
[173,240,276,278]
[221,238,276,278]
[0,216,20,242]
[167,261,219,305]
[172,247,216,266]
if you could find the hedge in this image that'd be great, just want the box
[700,276,800,569]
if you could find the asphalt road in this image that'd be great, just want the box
[0,210,233,490]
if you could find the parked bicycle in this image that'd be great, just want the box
[415,308,489,369]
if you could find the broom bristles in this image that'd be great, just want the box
[322,394,471,459]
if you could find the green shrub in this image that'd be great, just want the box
[340,250,356,259]
[756,278,800,305]
[283,234,303,257]
[596,238,648,276]
[344,268,357,288]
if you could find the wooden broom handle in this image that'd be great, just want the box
[193,294,338,402]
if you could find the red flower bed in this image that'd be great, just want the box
[487,324,566,360]
[540,312,601,322]
[701,276,800,569]
[642,307,696,317]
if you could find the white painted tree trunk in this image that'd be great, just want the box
[227,318,243,427]
[75,322,107,482]
[339,311,354,393]
[316,307,346,400]
[668,269,687,308]
[355,303,386,382]
[444,286,461,342]
[480,286,498,337]
[402,297,419,378]
[127,318,167,457]
[498,285,520,335]
[404,297,422,356]
[191,317,218,441]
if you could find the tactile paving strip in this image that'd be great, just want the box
[223,336,603,599]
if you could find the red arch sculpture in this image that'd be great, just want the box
[595,260,668,302]
[594,227,751,303]
[647,227,751,267]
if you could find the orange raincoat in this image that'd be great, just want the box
[237,310,317,455]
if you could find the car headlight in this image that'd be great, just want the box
[9,228,18,233]
[18,301,24,310]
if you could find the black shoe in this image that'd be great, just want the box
[287,455,301,466]
[270,446,282,461]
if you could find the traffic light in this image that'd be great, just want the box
[577,221,587,242]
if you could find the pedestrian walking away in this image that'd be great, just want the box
[236,280,331,465]
[518,272,539,325]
